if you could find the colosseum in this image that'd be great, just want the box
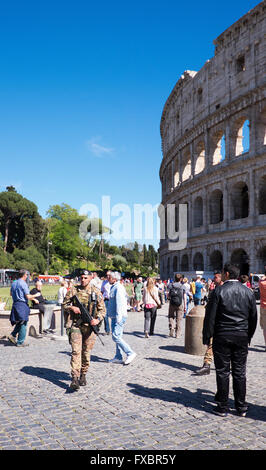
[159,1,266,279]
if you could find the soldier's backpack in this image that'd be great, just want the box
[169,283,183,306]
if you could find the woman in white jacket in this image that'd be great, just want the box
[142,277,161,338]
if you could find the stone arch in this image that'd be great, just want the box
[211,130,226,165]
[181,254,189,271]
[231,181,249,219]
[194,141,205,175]
[231,248,249,275]
[257,246,266,273]
[232,117,250,156]
[259,175,266,215]
[193,196,203,227]
[209,189,224,224]
[210,250,223,271]
[193,252,204,271]
[182,149,191,182]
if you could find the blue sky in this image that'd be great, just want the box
[0,0,259,247]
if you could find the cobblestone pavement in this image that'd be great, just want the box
[0,303,265,451]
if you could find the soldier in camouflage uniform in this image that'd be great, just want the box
[63,270,106,391]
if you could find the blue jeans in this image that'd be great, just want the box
[111,317,134,360]
[194,297,201,306]
[184,297,190,317]
[11,321,28,345]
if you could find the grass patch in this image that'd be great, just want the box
[0,284,62,310]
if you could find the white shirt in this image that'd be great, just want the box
[90,277,102,290]
[57,286,67,304]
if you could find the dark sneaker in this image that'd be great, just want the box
[70,378,80,391]
[16,343,29,347]
[194,364,211,376]
[213,406,228,417]
[79,374,87,386]
[237,410,247,417]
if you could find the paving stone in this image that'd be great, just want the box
[0,303,265,450]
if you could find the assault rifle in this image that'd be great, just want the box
[71,294,104,346]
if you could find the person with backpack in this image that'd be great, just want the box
[167,273,186,338]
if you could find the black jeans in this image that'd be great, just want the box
[213,334,249,412]
[144,307,157,335]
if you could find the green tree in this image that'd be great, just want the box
[46,203,86,271]
[112,254,127,271]
[49,221,84,269]
[12,246,46,273]
[143,244,149,265]
[148,245,157,269]
[80,217,111,255]
[0,186,44,253]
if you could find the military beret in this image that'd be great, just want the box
[80,270,92,276]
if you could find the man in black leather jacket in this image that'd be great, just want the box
[203,263,257,417]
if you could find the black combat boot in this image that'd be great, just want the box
[70,377,80,391]
[79,374,87,386]
[194,363,211,375]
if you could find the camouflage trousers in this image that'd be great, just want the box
[68,325,96,379]
[203,338,213,365]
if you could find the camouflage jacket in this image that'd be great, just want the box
[63,284,106,329]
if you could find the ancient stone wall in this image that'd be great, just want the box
[159,1,266,278]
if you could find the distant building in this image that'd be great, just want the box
[159,2,266,278]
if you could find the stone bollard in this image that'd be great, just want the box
[185,305,206,355]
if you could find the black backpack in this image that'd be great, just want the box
[169,283,183,306]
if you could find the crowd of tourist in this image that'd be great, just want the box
[6,264,266,417]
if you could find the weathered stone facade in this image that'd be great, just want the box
[159,1,266,278]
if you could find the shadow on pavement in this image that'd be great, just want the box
[127,383,215,413]
[159,344,185,353]
[0,338,17,347]
[91,355,109,362]
[21,366,70,391]
[145,356,197,372]
[127,383,266,421]
[124,330,168,339]
[123,330,145,338]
